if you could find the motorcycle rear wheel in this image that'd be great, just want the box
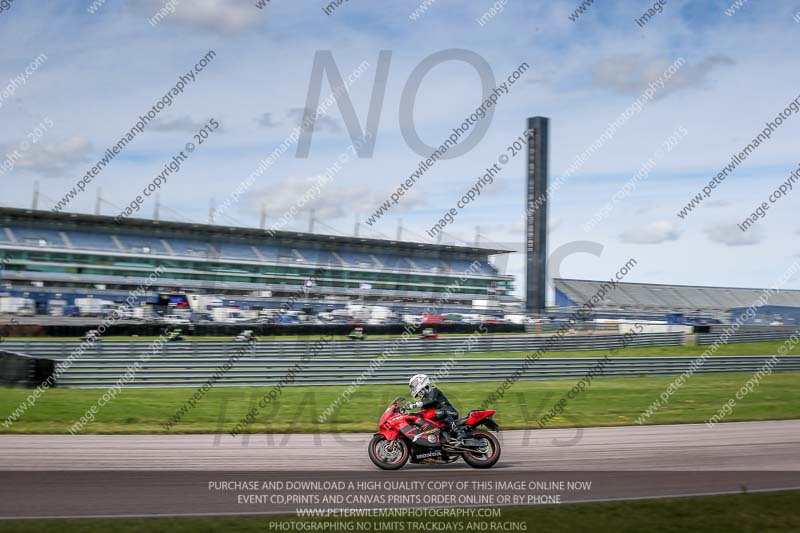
[462,430,501,468]
[368,435,410,470]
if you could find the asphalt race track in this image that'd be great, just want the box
[0,420,798,518]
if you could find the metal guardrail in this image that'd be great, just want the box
[2,333,685,360]
[53,355,800,388]
[708,325,799,334]
[697,330,800,345]
[524,322,619,333]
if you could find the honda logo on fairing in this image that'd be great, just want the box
[416,451,442,459]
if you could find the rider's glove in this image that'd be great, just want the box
[404,401,422,411]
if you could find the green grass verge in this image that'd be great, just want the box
[1,491,797,532]
[2,372,799,434]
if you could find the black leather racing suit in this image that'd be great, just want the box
[419,386,462,438]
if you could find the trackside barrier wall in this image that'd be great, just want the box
[53,355,800,388]
[2,333,686,360]
[697,330,800,345]
[0,350,56,388]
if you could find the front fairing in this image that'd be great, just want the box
[378,403,397,427]
[378,396,407,428]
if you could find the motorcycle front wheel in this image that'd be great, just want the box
[368,435,409,470]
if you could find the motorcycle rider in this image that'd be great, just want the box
[403,374,466,444]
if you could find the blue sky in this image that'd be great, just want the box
[1,0,800,299]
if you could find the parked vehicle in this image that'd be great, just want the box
[132,307,154,320]
[0,297,36,316]
[114,306,133,319]
[212,307,250,323]
[421,314,446,325]
[274,314,301,325]
[504,314,528,325]
[162,314,191,325]
[47,299,67,316]
[75,298,115,317]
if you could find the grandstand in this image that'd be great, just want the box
[0,207,514,314]
[555,278,800,324]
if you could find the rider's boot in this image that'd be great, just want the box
[449,421,466,445]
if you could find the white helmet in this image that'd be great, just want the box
[409,374,430,398]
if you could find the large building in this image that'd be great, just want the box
[555,278,800,323]
[0,207,514,314]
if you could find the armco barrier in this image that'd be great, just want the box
[525,322,619,333]
[697,329,800,345]
[0,350,56,388]
[1,332,685,360]
[53,355,800,388]
[707,325,798,334]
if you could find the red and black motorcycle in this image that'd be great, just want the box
[368,396,501,470]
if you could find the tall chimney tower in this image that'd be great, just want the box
[525,117,549,313]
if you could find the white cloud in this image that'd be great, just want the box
[249,175,428,223]
[3,137,92,177]
[704,222,763,246]
[286,108,341,133]
[151,115,210,133]
[257,112,280,128]
[136,0,261,33]
[591,54,734,98]
[620,220,681,244]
